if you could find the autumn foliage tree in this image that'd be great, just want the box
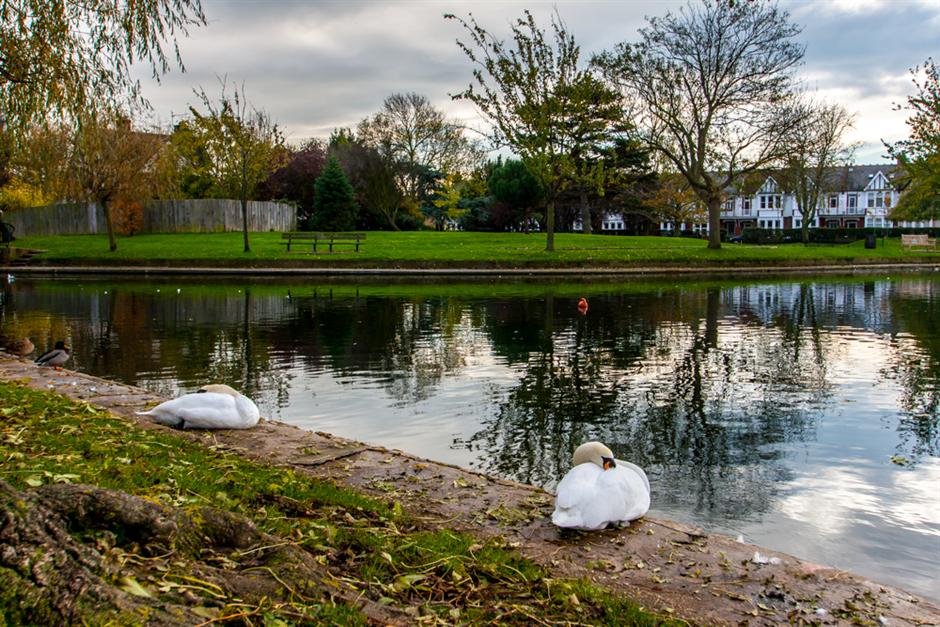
[0,0,205,142]
[65,113,167,251]
[185,82,286,252]
[447,10,602,251]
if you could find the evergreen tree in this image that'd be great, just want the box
[312,156,357,231]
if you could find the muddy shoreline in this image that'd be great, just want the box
[2,354,937,626]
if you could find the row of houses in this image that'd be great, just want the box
[595,164,937,235]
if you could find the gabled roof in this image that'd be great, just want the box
[723,164,902,195]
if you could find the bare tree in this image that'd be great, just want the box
[777,100,856,243]
[595,0,804,249]
[447,10,603,252]
[357,93,482,202]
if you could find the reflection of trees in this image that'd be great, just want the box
[279,294,473,405]
[882,279,940,458]
[465,286,831,523]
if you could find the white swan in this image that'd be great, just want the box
[137,384,260,430]
[551,441,650,530]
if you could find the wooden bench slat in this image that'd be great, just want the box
[902,234,936,250]
[280,232,366,253]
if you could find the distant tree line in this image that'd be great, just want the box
[0,0,936,254]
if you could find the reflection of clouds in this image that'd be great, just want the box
[888,459,940,537]
[777,466,881,536]
[777,459,940,538]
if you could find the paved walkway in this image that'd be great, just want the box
[2,355,938,626]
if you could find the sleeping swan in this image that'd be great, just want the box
[137,384,260,430]
[551,441,650,530]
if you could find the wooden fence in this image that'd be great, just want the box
[6,199,296,237]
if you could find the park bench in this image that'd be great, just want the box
[901,233,936,250]
[280,232,366,253]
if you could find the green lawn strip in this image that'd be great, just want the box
[0,381,680,626]
[14,231,938,268]
[13,271,904,302]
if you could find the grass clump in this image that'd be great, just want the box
[0,381,680,625]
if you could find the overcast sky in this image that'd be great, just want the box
[133,0,940,164]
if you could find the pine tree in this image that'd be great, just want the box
[311,156,357,231]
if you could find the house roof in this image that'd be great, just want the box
[724,164,902,195]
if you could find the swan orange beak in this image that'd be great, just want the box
[602,457,616,470]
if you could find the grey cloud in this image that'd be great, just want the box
[134,0,930,156]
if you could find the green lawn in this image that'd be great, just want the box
[0,381,678,625]
[13,230,940,268]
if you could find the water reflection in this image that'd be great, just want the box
[1,274,938,600]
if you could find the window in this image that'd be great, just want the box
[742,198,752,215]
[828,195,838,209]
[724,199,734,211]
[847,194,857,212]
[760,195,782,210]
[867,192,884,209]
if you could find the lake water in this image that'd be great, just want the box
[2,273,938,601]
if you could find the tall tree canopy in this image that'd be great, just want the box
[260,139,327,228]
[487,158,543,233]
[311,155,357,232]
[185,82,286,252]
[886,58,940,221]
[0,0,205,139]
[357,93,482,203]
[447,10,607,251]
[595,0,804,248]
[330,136,405,230]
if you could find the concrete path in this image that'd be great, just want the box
[3,261,940,277]
[2,355,937,626]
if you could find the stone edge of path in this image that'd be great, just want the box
[1,355,938,627]
[2,262,940,277]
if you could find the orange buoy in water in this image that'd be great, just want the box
[577,297,589,314]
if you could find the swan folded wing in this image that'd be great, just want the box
[600,464,650,522]
[138,393,243,429]
[552,464,611,530]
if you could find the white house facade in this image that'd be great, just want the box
[643,164,937,236]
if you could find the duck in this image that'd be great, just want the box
[34,341,70,368]
[0,335,34,357]
[551,441,650,530]
[136,384,260,430]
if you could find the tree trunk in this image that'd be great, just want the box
[102,200,117,252]
[707,196,722,250]
[545,197,556,252]
[242,197,250,252]
[580,188,592,235]
[0,479,409,625]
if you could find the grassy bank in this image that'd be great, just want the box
[0,381,677,625]
[14,231,940,269]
